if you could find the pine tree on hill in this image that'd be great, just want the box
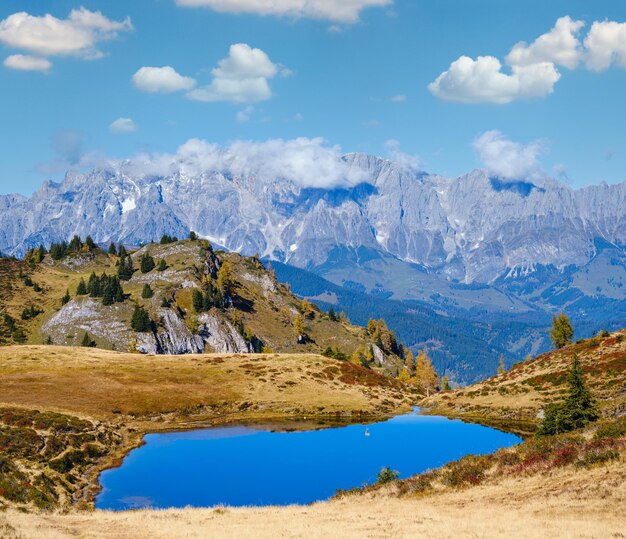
[76,278,87,296]
[539,354,599,435]
[108,243,117,255]
[140,252,155,273]
[87,272,101,297]
[85,236,95,251]
[156,259,167,271]
[141,284,154,299]
[117,252,134,281]
[61,289,71,306]
[81,332,95,347]
[131,304,152,332]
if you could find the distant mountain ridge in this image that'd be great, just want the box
[1,152,625,285]
[1,151,625,382]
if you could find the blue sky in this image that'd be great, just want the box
[1,0,625,195]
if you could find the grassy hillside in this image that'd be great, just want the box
[0,239,405,375]
[0,345,415,511]
[423,329,626,432]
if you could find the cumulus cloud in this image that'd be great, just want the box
[584,20,626,71]
[0,7,132,68]
[174,0,392,24]
[109,118,137,134]
[473,130,547,179]
[4,54,51,72]
[113,137,368,189]
[132,66,197,93]
[385,139,421,172]
[506,16,584,69]
[429,16,626,103]
[187,43,282,103]
[429,55,560,104]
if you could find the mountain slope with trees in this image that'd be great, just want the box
[0,236,417,379]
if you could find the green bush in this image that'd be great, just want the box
[376,467,400,484]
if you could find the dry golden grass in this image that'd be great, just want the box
[425,330,626,428]
[1,458,623,539]
[0,345,411,426]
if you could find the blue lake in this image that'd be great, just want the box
[96,410,521,510]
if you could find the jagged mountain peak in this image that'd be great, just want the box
[0,152,625,285]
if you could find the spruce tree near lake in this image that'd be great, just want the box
[539,354,599,436]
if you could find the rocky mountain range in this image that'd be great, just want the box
[1,149,624,381]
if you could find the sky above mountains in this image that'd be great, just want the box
[1,0,625,195]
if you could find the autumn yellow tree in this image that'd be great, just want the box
[293,313,306,343]
[413,348,439,396]
[217,261,234,295]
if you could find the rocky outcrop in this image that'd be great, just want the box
[41,298,132,350]
[197,313,251,353]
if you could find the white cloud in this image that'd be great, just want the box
[4,54,51,72]
[174,0,392,24]
[235,106,254,123]
[473,130,547,179]
[506,16,584,70]
[429,55,560,104]
[385,139,421,172]
[0,8,132,63]
[114,137,368,189]
[132,66,197,93]
[390,94,406,102]
[187,43,282,103]
[430,16,626,104]
[584,20,626,71]
[109,118,137,134]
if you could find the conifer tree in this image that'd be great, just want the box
[117,252,134,281]
[156,259,167,271]
[189,231,198,241]
[108,243,117,255]
[539,354,599,435]
[140,252,155,273]
[498,354,506,375]
[441,375,451,391]
[68,235,83,252]
[61,289,71,306]
[142,284,154,299]
[328,308,337,321]
[131,304,152,332]
[76,278,87,296]
[87,272,100,297]
[81,332,94,347]
[85,236,95,251]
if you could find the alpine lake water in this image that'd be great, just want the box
[96,409,521,510]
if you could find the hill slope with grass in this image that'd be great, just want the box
[0,238,406,376]
[423,329,626,432]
